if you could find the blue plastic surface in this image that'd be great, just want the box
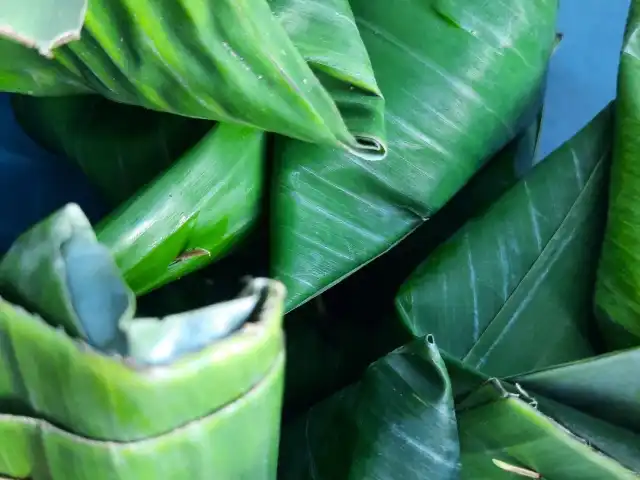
[537,0,630,160]
[0,95,105,252]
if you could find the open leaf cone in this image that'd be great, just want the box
[0,205,286,479]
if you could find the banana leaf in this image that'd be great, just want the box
[278,107,617,476]
[0,204,286,479]
[279,336,461,480]
[271,0,558,311]
[11,94,210,206]
[279,339,640,479]
[396,107,612,377]
[12,99,265,295]
[515,347,640,432]
[595,0,640,347]
[9,0,556,306]
[282,109,545,414]
[0,0,385,157]
[458,377,640,479]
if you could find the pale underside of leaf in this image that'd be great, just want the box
[0,0,86,56]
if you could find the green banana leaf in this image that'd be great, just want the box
[595,0,640,347]
[12,100,264,295]
[0,0,385,157]
[271,0,558,311]
[279,336,461,480]
[282,109,545,414]
[0,205,286,479]
[10,0,556,307]
[396,107,613,377]
[515,347,640,432]
[458,377,640,479]
[96,123,265,295]
[316,88,546,332]
[278,107,624,480]
[11,94,210,206]
[280,339,640,480]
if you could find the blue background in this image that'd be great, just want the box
[0,0,633,250]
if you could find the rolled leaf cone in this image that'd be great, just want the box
[12,101,264,295]
[94,123,265,295]
[0,205,286,479]
[595,0,640,348]
[270,0,558,311]
[10,0,556,307]
[0,0,386,158]
[278,108,629,480]
[279,336,461,480]
[279,341,640,479]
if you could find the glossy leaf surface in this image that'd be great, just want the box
[279,336,459,480]
[0,0,385,157]
[95,123,264,295]
[459,381,639,479]
[516,347,640,432]
[0,205,286,479]
[271,0,557,311]
[0,204,132,349]
[595,0,640,346]
[0,0,85,55]
[282,112,546,414]
[396,108,612,377]
[0,353,283,479]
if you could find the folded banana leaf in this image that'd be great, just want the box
[396,107,612,377]
[0,204,286,479]
[515,348,640,434]
[96,123,265,295]
[279,335,461,480]
[278,107,617,473]
[282,109,545,414]
[271,0,558,311]
[280,337,640,479]
[458,371,640,479]
[595,0,640,348]
[0,0,385,157]
[12,97,265,295]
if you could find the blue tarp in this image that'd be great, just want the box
[0,94,105,252]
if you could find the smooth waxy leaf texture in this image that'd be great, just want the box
[94,123,264,295]
[271,0,557,311]
[282,113,546,414]
[459,380,640,480]
[516,347,640,432]
[596,0,640,346]
[396,108,612,377]
[279,336,460,480]
[0,205,286,479]
[0,0,385,157]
